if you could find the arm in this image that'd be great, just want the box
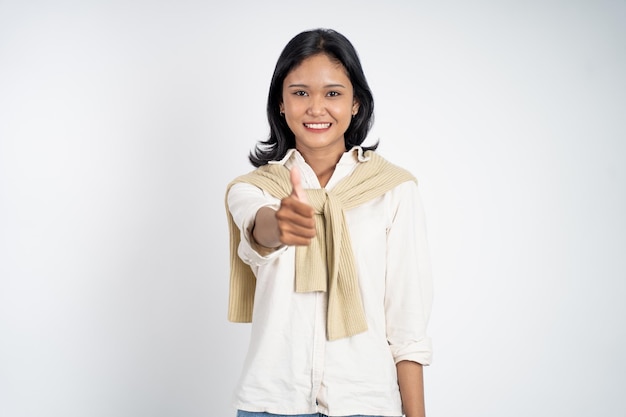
[252,206,282,248]
[384,182,433,414]
[397,360,425,417]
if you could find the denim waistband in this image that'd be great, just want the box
[237,410,393,417]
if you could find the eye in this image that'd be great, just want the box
[294,90,308,96]
[327,91,340,97]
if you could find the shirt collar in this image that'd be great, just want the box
[268,146,370,166]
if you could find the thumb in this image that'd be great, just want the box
[290,166,308,203]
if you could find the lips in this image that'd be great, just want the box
[304,123,332,129]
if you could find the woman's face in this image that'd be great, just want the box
[281,54,359,158]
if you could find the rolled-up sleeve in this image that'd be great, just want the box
[227,182,287,266]
[384,181,433,365]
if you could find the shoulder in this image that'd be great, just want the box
[363,150,417,185]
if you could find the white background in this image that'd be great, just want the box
[1,1,625,416]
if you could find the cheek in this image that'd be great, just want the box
[284,98,305,115]
[335,104,354,121]
[284,115,300,133]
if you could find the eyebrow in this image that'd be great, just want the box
[287,83,347,89]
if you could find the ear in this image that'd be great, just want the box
[279,103,285,113]
[352,100,360,116]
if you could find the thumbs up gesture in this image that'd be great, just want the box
[275,166,316,246]
[289,165,308,204]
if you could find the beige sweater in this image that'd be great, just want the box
[225,151,416,340]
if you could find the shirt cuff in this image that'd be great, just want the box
[390,337,433,366]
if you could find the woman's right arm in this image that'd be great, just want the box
[228,179,315,255]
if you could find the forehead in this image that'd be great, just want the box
[285,54,350,83]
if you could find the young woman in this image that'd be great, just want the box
[226,28,433,417]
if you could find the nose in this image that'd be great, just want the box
[306,94,326,116]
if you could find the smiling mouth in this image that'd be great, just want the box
[304,123,332,129]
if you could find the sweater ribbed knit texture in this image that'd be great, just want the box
[225,151,416,340]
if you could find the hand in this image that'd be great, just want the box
[275,167,316,246]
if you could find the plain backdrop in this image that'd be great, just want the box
[1,1,625,416]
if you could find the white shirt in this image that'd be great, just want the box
[227,147,433,417]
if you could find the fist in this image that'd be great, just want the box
[275,167,316,246]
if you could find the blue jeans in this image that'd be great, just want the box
[237,411,390,417]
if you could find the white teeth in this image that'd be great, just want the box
[305,123,331,129]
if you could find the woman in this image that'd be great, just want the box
[226,28,432,417]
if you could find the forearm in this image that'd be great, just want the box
[396,360,425,417]
[252,206,281,248]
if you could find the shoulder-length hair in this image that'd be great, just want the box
[249,28,377,167]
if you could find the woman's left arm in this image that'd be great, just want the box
[384,181,433,415]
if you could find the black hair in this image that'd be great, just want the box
[249,28,377,167]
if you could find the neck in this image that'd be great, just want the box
[297,147,345,188]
